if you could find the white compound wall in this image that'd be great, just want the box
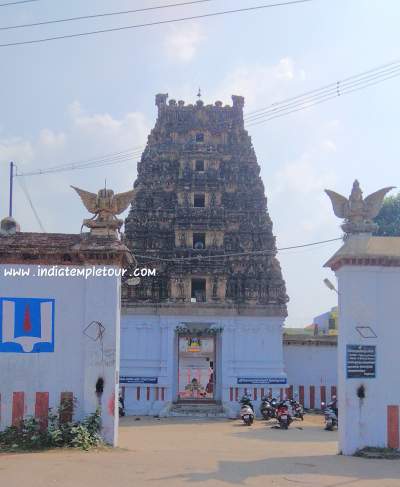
[0,264,121,445]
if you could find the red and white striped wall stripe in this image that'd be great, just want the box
[387,405,400,449]
[0,391,74,429]
[121,386,166,402]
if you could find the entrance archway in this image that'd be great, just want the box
[177,334,215,401]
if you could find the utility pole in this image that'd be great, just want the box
[9,161,14,217]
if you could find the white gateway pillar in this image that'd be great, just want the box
[325,180,399,455]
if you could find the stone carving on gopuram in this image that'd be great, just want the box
[123,94,288,316]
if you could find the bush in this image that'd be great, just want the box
[0,401,103,452]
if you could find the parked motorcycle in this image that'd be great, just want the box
[260,396,277,420]
[321,397,337,431]
[290,398,304,421]
[276,399,293,429]
[239,394,255,426]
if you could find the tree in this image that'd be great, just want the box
[374,193,400,236]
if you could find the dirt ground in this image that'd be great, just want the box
[1,414,400,487]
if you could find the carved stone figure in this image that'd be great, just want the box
[183,191,190,208]
[179,232,186,247]
[210,192,216,207]
[212,277,218,299]
[176,278,185,300]
[325,180,395,235]
[72,185,136,237]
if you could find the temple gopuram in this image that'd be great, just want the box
[120,94,289,417]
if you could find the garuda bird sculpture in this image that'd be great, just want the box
[71,185,137,236]
[325,180,394,235]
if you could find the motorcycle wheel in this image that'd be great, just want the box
[300,414,304,421]
[280,421,288,430]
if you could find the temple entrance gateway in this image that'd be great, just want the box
[178,335,215,401]
[120,94,289,417]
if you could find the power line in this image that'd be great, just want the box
[0,0,312,48]
[246,69,400,127]
[16,146,144,176]
[0,0,38,6]
[245,61,400,123]
[0,0,215,31]
[15,58,400,177]
[17,176,46,232]
[133,237,342,263]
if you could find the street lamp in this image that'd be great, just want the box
[323,278,338,294]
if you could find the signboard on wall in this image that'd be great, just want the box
[120,376,158,384]
[346,345,376,378]
[237,377,287,385]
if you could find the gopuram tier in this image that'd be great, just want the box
[123,94,288,317]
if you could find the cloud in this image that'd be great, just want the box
[38,129,66,149]
[67,101,149,149]
[0,103,150,233]
[267,116,342,244]
[266,134,341,328]
[320,139,337,153]
[213,57,305,109]
[164,22,206,62]
[0,137,34,165]
[273,151,336,196]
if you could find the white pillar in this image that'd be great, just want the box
[326,235,400,455]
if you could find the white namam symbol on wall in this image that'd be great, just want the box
[0,297,55,353]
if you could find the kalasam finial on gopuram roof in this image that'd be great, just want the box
[71,185,137,237]
[325,180,395,236]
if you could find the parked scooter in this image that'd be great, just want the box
[239,394,255,426]
[260,396,277,420]
[321,396,338,431]
[276,399,293,429]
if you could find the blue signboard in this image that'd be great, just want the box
[237,377,287,385]
[120,376,158,384]
[346,345,376,379]
[0,297,55,353]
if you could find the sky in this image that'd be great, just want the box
[1,0,399,327]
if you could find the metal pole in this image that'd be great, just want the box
[9,161,14,217]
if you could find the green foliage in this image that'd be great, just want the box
[0,417,51,451]
[0,401,103,452]
[374,193,400,236]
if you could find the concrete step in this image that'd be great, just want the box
[169,403,226,417]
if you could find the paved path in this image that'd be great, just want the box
[1,415,400,486]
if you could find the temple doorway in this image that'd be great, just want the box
[177,335,215,401]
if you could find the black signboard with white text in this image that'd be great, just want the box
[119,376,158,384]
[346,345,376,379]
